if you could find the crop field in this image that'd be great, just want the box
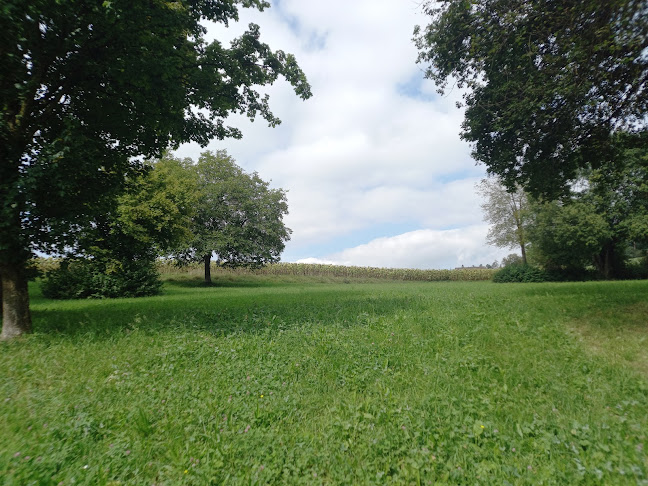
[1,275,648,485]
[156,261,497,282]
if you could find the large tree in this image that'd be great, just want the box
[1,1,311,338]
[477,178,529,264]
[415,0,648,197]
[175,150,291,284]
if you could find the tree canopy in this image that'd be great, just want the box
[1,1,311,338]
[175,150,291,284]
[415,0,648,197]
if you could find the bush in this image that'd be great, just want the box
[492,264,549,283]
[41,258,162,299]
[622,257,648,280]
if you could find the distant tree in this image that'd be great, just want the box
[1,1,311,339]
[175,151,291,284]
[415,0,648,198]
[501,254,524,267]
[477,178,530,264]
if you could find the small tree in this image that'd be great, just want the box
[41,154,200,298]
[527,199,612,275]
[176,151,291,284]
[477,178,530,264]
[501,254,523,267]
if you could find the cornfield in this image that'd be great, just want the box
[157,261,496,282]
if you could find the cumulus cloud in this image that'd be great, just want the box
[305,226,511,270]
[175,1,506,269]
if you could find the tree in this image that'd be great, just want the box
[116,154,199,257]
[176,150,291,284]
[1,1,311,339]
[415,0,648,197]
[526,139,648,278]
[477,178,529,264]
[40,154,200,299]
[527,199,613,275]
[501,254,524,267]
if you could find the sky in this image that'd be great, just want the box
[175,0,514,269]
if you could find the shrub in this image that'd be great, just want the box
[622,257,648,280]
[492,264,549,283]
[41,258,162,299]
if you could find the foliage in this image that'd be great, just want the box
[414,0,648,197]
[527,199,612,272]
[500,253,524,267]
[41,258,161,299]
[39,154,201,299]
[115,154,199,255]
[492,264,548,283]
[477,178,530,263]
[174,151,291,281]
[1,0,310,262]
[2,277,648,483]
[1,0,311,336]
[526,139,648,279]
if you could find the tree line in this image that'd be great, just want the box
[478,136,648,280]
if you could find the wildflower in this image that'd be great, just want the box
[184,469,188,474]
[260,394,264,398]
[83,465,89,470]
[13,452,20,458]
[244,425,251,433]
[480,425,485,429]
[125,450,131,456]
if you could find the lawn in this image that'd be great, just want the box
[1,276,647,485]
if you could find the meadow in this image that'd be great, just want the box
[1,271,647,485]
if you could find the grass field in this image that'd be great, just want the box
[1,275,647,485]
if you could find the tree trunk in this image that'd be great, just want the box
[1,264,32,340]
[203,254,212,284]
[596,241,621,280]
[520,243,527,265]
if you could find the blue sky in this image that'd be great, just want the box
[175,0,513,269]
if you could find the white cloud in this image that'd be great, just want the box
[312,226,511,270]
[175,1,503,269]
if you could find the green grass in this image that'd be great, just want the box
[1,276,648,485]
